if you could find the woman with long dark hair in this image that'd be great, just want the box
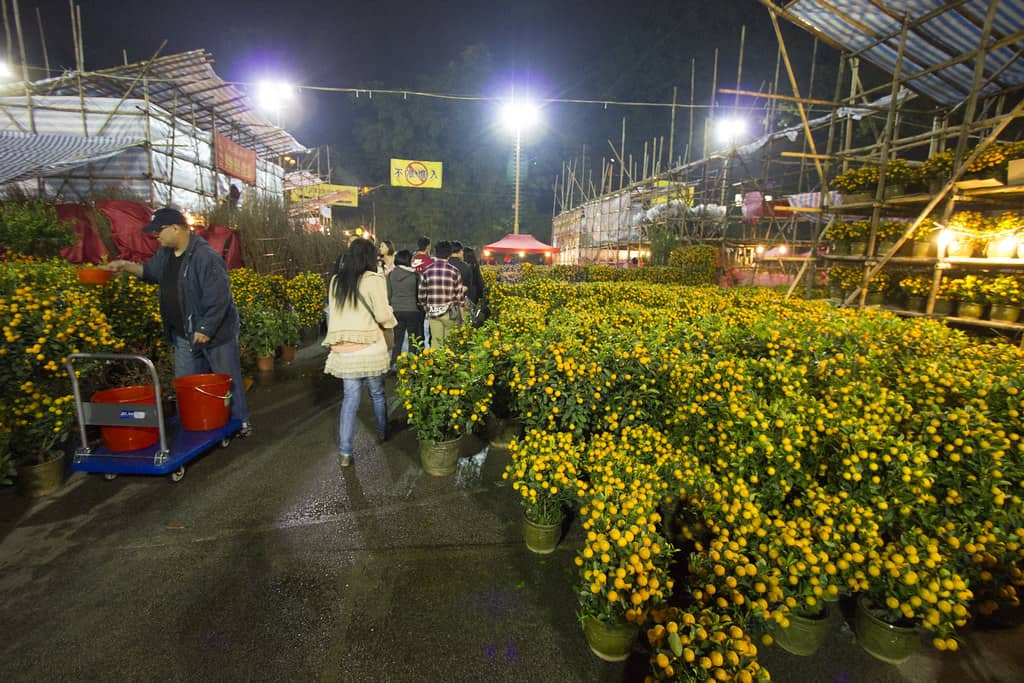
[463,246,488,327]
[323,238,397,467]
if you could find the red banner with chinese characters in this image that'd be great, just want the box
[214,133,257,184]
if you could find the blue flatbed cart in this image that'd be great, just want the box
[66,352,240,482]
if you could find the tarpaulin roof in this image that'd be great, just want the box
[771,1,1024,105]
[0,130,144,184]
[483,233,560,253]
[0,50,305,158]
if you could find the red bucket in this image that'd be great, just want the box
[173,373,231,431]
[92,385,159,452]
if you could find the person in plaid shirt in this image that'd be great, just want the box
[417,240,465,349]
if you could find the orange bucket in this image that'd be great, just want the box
[173,373,231,431]
[77,268,112,285]
[92,385,159,452]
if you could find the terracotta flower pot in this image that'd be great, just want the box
[256,355,275,372]
[279,345,296,364]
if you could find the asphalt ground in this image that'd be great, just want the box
[1,344,1022,682]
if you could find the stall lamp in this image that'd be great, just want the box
[937,229,954,258]
[519,251,526,258]
[483,249,491,257]
[755,245,765,254]
[779,245,788,255]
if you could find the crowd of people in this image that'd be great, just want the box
[323,235,487,467]
[104,206,491,469]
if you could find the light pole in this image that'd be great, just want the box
[501,98,539,234]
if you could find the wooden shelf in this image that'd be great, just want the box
[879,306,1024,333]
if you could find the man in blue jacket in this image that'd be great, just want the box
[106,208,251,435]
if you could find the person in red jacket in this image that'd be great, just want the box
[410,236,434,272]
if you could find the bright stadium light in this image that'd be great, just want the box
[715,116,748,146]
[255,80,296,126]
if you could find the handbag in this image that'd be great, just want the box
[357,292,394,351]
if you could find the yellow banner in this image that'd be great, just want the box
[289,184,359,207]
[650,180,694,206]
[390,158,443,189]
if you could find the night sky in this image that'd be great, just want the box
[21,0,821,150]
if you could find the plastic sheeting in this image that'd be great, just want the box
[0,96,284,210]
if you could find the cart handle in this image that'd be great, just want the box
[64,352,169,455]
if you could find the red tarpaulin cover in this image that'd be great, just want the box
[194,224,244,269]
[482,233,559,253]
[57,204,109,265]
[95,199,159,262]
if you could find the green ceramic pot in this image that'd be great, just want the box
[16,452,65,498]
[854,596,919,665]
[419,436,462,476]
[904,296,926,313]
[989,304,1021,323]
[582,615,638,662]
[523,510,563,554]
[957,301,985,319]
[932,299,955,316]
[773,608,832,656]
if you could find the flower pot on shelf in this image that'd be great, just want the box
[986,236,1019,259]
[256,355,275,372]
[77,267,112,285]
[279,345,296,364]
[932,299,955,316]
[523,510,563,554]
[16,452,65,498]
[904,295,926,313]
[772,608,832,656]
[957,302,985,319]
[581,615,638,662]
[883,184,906,199]
[947,240,977,258]
[865,292,885,306]
[854,596,919,665]
[419,435,462,476]
[848,241,868,257]
[989,304,1021,323]
[875,240,898,257]
[911,240,934,258]
[841,192,873,205]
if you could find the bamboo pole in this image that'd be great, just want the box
[686,59,695,165]
[143,77,155,205]
[734,25,745,107]
[642,140,649,181]
[668,86,677,168]
[95,40,167,137]
[619,117,626,189]
[11,0,34,134]
[35,7,49,76]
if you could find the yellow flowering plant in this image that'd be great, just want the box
[982,275,1024,305]
[646,606,769,683]
[0,260,124,464]
[503,430,584,525]
[396,344,493,443]
[285,271,326,330]
[575,427,676,626]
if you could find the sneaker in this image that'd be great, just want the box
[239,421,252,437]
[338,453,353,467]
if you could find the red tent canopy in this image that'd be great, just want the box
[482,233,559,253]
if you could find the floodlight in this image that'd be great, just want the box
[255,80,295,112]
[715,117,748,145]
[0,61,10,79]
[500,99,540,132]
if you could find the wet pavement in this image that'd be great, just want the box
[1,344,1023,682]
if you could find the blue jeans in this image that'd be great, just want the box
[172,334,249,423]
[339,374,387,455]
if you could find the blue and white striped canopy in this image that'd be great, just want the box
[780,0,1024,105]
[0,131,143,185]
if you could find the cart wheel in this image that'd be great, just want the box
[103,473,118,481]
[220,437,232,448]
[170,466,186,483]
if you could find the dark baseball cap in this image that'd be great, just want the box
[142,207,187,233]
